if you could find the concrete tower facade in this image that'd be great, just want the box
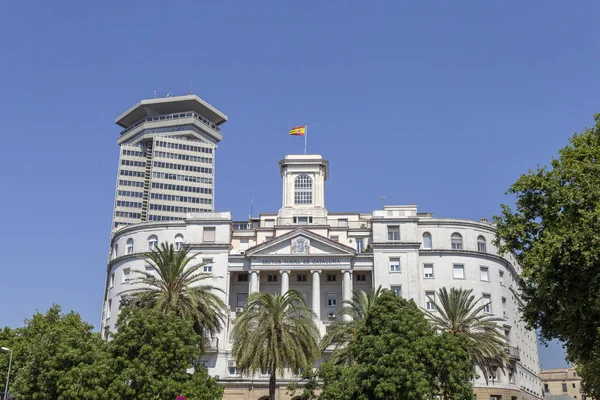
[111,95,227,231]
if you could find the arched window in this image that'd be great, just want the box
[126,238,134,255]
[451,233,463,250]
[148,235,158,251]
[294,174,313,205]
[175,234,184,250]
[477,236,487,253]
[422,232,432,249]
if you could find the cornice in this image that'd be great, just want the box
[418,218,496,232]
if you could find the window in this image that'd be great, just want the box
[338,218,348,227]
[477,236,487,252]
[267,274,278,282]
[114,244,118,258]
[175,234,184,250]
[297,273,307,282]
[356,238,363,253]
[327,294,337,307]
[389,257,401,272]
[562,383,568,392]
[391,285,402,296]
[108,299,112,313]
[148,235,158,251]
[424,264,434,278]
[425,291,436,311]
[499,270,505,286]
[573,383,576,388]
[356,273,367,281]
[483,294,492,313]
[110,273,115,288]
[544,384,549,392]
[145,266,155,276]
[126,238,134,254]
[453,264,465,279]
[203,258,213,272]
[451,233,463,249]
[236,293,248,308]
[387,226,400,241]
[502,297,507,317]
[123,268,131,282]
[229,366,240,376]
[296,216,309,225]
[294,174,313,204]
[263,219,275,228]
[422,232,432,249]
[327,273,337,282]
[480,266,490,282]
[330,235,339,242]
[238,273,248,282]
[203,227,216,242]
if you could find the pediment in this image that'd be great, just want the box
[245,229,356,257]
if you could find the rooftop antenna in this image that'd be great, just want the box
[250,197,254,219]
[166,92,172,98]
[153,90,157,98]
[188,82,192,95]
[381,196,387,209]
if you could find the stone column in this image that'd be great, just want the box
[249,270,260,294]
[342,270,352,321]
[311,270,321,321]
[280,270,290,295]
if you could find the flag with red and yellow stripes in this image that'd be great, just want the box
[289,125,306,136]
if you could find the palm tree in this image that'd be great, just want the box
[125,242,226,344]
[423,287,508,384]
[320,286,382,365]
[231,290,319,400]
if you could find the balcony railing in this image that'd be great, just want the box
[120,111,221,136]
[504,346,520,360]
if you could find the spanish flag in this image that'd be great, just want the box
[289,125,306,136]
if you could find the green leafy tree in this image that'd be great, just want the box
[494,114,600,387]
[5,305,105,400]
[319,290,475,400]
[103,305,223,400]
[424,287,507,383]
[231,290,319,400]
[126,242,226,342]
[320,286,382,365]
[0,327,19,400]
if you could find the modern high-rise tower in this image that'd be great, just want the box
[111,95,228,231]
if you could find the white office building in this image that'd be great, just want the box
[103,152,542,400]
[111,95,227,231]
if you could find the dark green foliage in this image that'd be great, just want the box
[1,305,105,400]
[318,290,475,400]
[494,114,600,392]
[103,306,223,400]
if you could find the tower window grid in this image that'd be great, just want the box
[294,174,313,204]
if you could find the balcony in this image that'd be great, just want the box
[504,346,520,360]
[120,111,221,136]
[205,337,219,352]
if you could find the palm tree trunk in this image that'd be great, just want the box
[269,373,276,400]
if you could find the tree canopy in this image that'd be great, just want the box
[318,290,475,400]
[125,242,226,342]
[232,290,319,400]
[103,305,222,400]
[0,305,105,400]
[494,114,600,381]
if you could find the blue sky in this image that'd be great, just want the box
[0,1,597,369]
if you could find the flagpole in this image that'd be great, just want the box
[304,124,308,154]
